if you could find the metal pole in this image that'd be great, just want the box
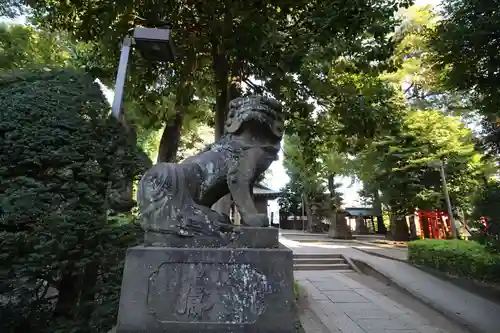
[439,163,458,239]
[111,36,132,120]
[301,194,305,232]
[278,212,280,231]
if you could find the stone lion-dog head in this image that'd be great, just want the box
[225,95,285,145]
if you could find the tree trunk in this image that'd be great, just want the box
[156,112,183,163]
[326,173,352,238]
[329,211,338,238]
[376,216,387,234]
[211,79,242,216]
[390,211,410,241]
[78,261,98,322]
[212,39,229,140]
[211,36,244,217]
[210,34,230,215]
[303,195,314,232]
[327,173,336,236]
[109,110,147,212]
[157,47,196,164]
[54,273,80,320]
[373,190,387,234]
[327,174,335,195]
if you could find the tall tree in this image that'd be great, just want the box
[0,23,72,70]
[429,0,500,152]
[379,5,475,117]
[357,109,491,240]
[4,0,412,152]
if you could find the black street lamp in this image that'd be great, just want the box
[111,27,175,119]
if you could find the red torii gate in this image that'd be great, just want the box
[415,210,451,239]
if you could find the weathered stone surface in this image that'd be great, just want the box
[136,95,285,241]
[116,245,295,333]
[144,226,279,248]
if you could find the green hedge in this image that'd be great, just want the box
[0,68,145,333]
[408,239,500,283]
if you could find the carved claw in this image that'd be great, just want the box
[243,213,269,227]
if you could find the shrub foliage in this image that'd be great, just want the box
[473,181,500,252]
[408,239,500,284]
[0,68,144,333]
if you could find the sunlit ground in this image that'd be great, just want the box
[279,236,351,249]
[278,235,397,251]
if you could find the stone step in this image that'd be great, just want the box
[293,253,343,259]
[294,258,346,265]
[293,263,352,271]
[292,253,353,271]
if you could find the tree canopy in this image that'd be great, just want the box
[429,0,500,152]
[0,0,413,162]
[278,4,499,241]
[358,110,487,212]
[0,23,72,70]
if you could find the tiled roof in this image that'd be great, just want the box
[253,182,282,198]
[344,207,375,217]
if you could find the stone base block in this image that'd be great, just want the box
[116,245,295,333]
[144,227,279,249]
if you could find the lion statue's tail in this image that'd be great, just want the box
[136,162,192,233]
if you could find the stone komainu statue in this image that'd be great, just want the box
[137,95,284,240]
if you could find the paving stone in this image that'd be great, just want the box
[306,274,341,282]
[344,249,500,333]
[298,279,316,288]
[299,308,336,333]
[308,301,351,332]
[323,290,370,303]
[328,273,368,289]
[416,326,448,333]
[354,318,418,331]
[296,271,451,333]
[321,313,367,333]
[309,302,366,333]
[311,281,352,291]
[396,314,433,328]
[301,283,328,301]
[290,241,480,333]
[294,271,310,280]
[334,302,385,311]
[344,309,394,319]
[352,291,407,316]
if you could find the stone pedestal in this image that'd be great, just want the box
[328,212,353,239]
[116,228,295,333]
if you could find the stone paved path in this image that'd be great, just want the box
[352,244,408,262]
[282,235,500,333]
[296,270,454,333]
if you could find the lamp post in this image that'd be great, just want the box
[111,27,175,120]
[310,202,318,232]
[428,160,458,239]
[301,194,306,231]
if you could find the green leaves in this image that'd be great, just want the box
[427,0,500,154]
[0,68,143,332]
[0,23,73,71]
[472,180,500,251]
[408,239,500,282]
[358,109,489,214]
